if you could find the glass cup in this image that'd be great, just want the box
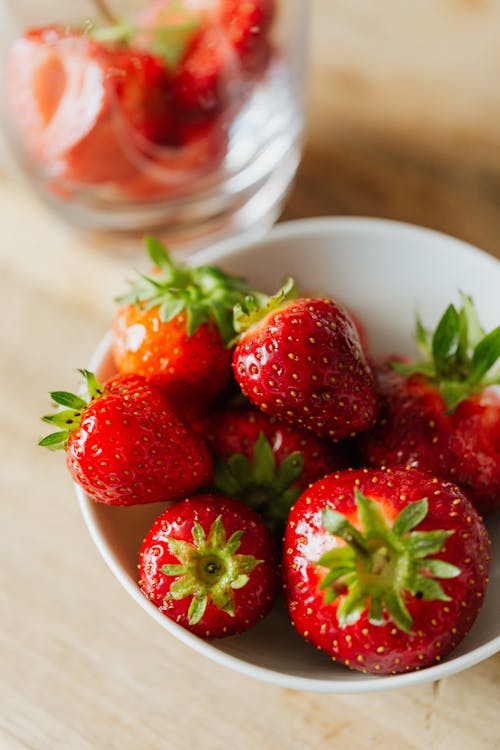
[0,0,307,246]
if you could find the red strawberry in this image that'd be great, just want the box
[208,405,348,533]
[220,0,275,76]
[358,295,500,515]
[283,466,491,675]
[232,281,379,440]
[107,47,173,147]
[6,26,176,184]
[171,25,235,119]
[39,370,212,506]
[112,236,251,411]
[138,493,279,637]
[6,26,129,183]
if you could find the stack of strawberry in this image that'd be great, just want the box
[7,0,275,198]
[40,238,499,675]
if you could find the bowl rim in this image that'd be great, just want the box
[76,215,500,694]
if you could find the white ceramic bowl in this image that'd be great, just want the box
[77,217,500,693]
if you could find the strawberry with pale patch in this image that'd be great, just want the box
[283,466,491,675]
[232,280,379,440]
[112,236,251,417]
[359,294,500,515]
[139,493,279,637]
[39,370,212,506]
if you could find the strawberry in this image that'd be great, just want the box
[112,236,251,412]
[170,25,234,119]
[220,0,275,76]
[283,466,491,675]
[107,47,173,147]
[138,493,279,637]
[39,370,212,506]
[232,281,379,440]
[358,294,500,515]
[6,26,130,183]
[6,26,176,184]
[208,405,348,534]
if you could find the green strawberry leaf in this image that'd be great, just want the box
[416,558,460,579]
[403,530,454,559]
[432,304,460,375]
[150,18,200,69]
[409,574,451,602]
[187,594,208,625]
[49,391,87,410]
[38,431,69,450]
[336,582,367,627]
[116,236,253,345]
[459,291,485,348]
[415,311,431,358]
[391,294,500,412]
[468,326,500,386]
[355,488,388,538]
[392,498,428,536]
[384,590,413,633]
[39,370,104,452]
[233,277,299,334]
[252,433,276,485]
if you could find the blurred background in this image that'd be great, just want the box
[1,0,500,255]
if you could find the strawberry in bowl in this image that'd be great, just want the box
[358,294,500,516]
[39,369,212,506]
[138,493,279,637]
[283,466,491,675]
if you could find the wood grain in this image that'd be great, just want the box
[1,1,500,748]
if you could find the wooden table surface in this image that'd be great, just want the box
[1,2,500,749]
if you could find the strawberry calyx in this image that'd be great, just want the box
[162,514,262,624]
[88,18,200,70]
[317,489,460,633]
[116,236,252,345]
[213,432,304,534]
[391,293,500,412]
[87,0,202,69]
[232,277,298,335]
[39,370,103,451]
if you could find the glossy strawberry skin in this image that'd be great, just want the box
[283,467,491,674]
[358,358,500,515]
[358,359,447,475]
[138,493,279,637]
[111,305,233,408]
[206,405,348,489]
[233,298,379,440]
[66,373,212,506]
